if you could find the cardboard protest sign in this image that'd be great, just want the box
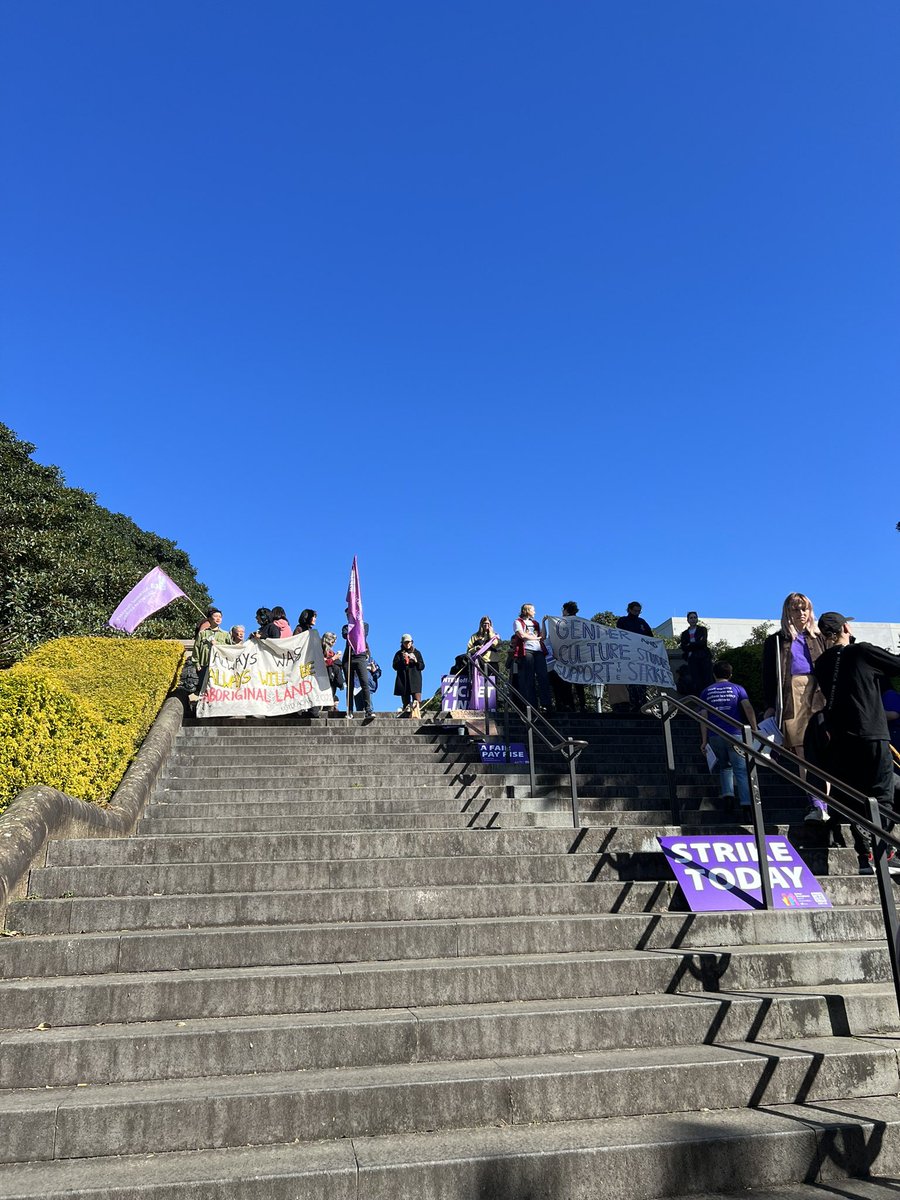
[658,834,831,912]
[196,631,333,718]
[545,616,674,689]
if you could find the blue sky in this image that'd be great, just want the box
[2,1,897,696]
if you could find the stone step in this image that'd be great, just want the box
[7,985,898,1090]
[5,1098,900,1200]
[1,903,888,979]
[0,941,892,1028]
[13,879,878,935]
[1,1035,895,1164]
[43,824,833,866]
[134,808,818,833]
[26,854,865,900]
[147,791,723,817]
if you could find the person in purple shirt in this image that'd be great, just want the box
[700,662,758,811]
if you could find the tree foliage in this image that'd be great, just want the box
[0,423,212,665]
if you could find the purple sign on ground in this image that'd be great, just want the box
[657,835,832,913]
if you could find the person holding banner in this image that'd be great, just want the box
[193,608,230,693]
[513,604,552,712]
[321,632,345,712]
[548,602,589,713]
[614,601,654,712]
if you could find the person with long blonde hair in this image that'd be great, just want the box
[762,592,827,821]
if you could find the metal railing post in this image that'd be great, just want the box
[567,738,581,828]
[867,796,900,1017]
[525,705,537,798]
[742,723,772,910]
[660,699,680,824]
[503,675,511,764]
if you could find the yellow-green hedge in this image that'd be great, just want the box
[0,638,184,814]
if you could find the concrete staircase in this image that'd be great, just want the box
[1,713,899,1198]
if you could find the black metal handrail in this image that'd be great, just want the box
[642,690,900,1019]
[465,651,588,828]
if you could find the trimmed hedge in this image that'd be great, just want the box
[0,637,184,814]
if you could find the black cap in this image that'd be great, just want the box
[819,611,854,636]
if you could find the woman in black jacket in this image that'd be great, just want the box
[393,634,425,718]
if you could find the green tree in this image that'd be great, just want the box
[0,423,212,665]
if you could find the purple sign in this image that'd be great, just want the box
[658,835,832,913]
[470,671,497,711]
[441,674,469,710]
[478,742,528,765]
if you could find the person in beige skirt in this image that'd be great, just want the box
[762,592,827,822]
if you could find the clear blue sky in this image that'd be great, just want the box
[2,1,897,697]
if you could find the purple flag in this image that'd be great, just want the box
[345,556,367,655]
[108,567,187,633]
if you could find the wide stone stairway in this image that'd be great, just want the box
[2,713,900,1198]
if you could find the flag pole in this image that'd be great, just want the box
[183,595,209,618]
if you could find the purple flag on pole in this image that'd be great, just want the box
[345,556,367,655]
[108,567,187,634]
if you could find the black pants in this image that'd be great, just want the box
[516,651,552,708]
[825,735,895,859]
[549,671,588,712]
[346,656,372,714]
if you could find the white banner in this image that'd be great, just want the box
[544,616,674,689]
[196,631,334,718]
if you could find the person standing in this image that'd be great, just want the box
[680,612,714,694]
[512,603,552,711]
[192,607,229,694]
[250,608,282,641]
[294,609,317,635]
[813,612,900,875]
[699,662,757,811]
[549,601,589,713]
[270,606,292,638]
[321,631,345,713]
[762,592,827,821]
[342,619,375,721]
[616,600,654,712]
[393,635,425,717]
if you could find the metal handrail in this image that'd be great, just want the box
[642,690,900,1019]
[660,692,900,836]
[467,651,588,828]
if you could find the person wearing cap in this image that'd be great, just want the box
[813,612,900,875]
[393,634,425,718]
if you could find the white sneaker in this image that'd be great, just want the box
[804,804,829,823]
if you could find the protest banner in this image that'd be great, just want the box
[108,567,188,633]
[196,631,333,718]
[544,616,674,689]
[658,834,831,912]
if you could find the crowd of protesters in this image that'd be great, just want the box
[191,592,900,872]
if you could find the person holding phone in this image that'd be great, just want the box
[393,634,425,718]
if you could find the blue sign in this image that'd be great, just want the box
[478,742,529,765]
